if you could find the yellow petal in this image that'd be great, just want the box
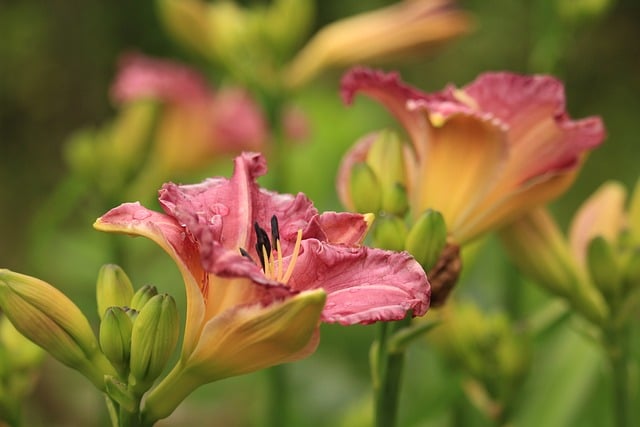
[454,165,578,244]
[569,181,627,265]
[187,289,326,381]
[412,113,507,233]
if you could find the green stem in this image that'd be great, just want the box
[141,362,201,426]
[606,324,630,427]
[373,316,412,427]
[265,364,288,427]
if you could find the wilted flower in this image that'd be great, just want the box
[285,0,473,88]
[112,53,268,175]
[501,179,640,325]
[94,152,430,423]
[339,68,605,245]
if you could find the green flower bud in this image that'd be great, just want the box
[129,284,158,312]
[349,162,382,214]
[96,264,135,320]
[265,0,315,59]
[405,209,448,271]
[366,131,408,216]
[587,236,622,298]
[0,269,116,390]
[129,294,179,393]
[100,307,134,376]
[382,183,409,218]
[0,315,44,371]
[372,215,408,252]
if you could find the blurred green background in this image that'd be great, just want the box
[1,0,640,426]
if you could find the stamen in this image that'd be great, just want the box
[275,239,283,281]
[239,247,254,263]
[270,215,284,281]
[254,222,271,269]
[282,229,303,284]
[261,245,272,278]
[270,215,280,245]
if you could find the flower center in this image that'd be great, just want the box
[240,215,302,283]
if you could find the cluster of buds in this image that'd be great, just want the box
[95,265,179,409]
[428,302,530,421]
[501,179,640,327]
[342,130,458,306]
[0,264,180,420]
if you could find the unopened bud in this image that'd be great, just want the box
[0,315,44,370]
[100,307,133,376]
[129,294,179,393]
[0,269,115,389]
[587,236,622,299]
[157,0,211,59]
[405,209,448,271]
[373,215,408,251]
[349,162,382,214]
[366,131,408,216]
[96,264,135,320]
[129,284,158,312]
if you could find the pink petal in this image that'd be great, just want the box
[111,52,211,105]
[461,72,606,182]
[94,202,208,357]
[335,133,378,212]
[211,88,268,152]
[302,212,370,246]
[341,68,432,158]
[287,240,430,325]
[159,153,318,269]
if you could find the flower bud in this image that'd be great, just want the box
[129,294,179,393]
[366,130,408,216]
[405,209,448,271]
[0,269,115,389]
[372,215,407,252]
[264,0,315,59]
[157,0,211,59]
[349,162,382,214]
[100,307,133,376]
[586,236,622,298]
[96,264,135,320]
[129,284,158,312]
[0,315,44,371]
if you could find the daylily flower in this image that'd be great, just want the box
[284,0,472,88]
[94,152,430,423]
[111,52,267,175]
[501,179,640,325]
[338,68,606,245]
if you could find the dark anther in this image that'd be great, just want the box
[239,247,254,264]
[270,215,280,245]
[254,222,271,269]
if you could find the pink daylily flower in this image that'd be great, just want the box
[338,68,605,244]
[94,152,429,421]
[111,52,267,172]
